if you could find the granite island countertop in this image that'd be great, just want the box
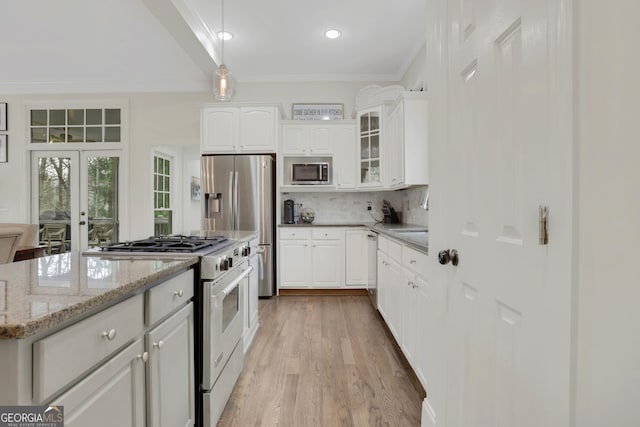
[0,252,198,339]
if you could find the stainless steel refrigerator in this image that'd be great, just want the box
[201,154,276,296]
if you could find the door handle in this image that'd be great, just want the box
[438,249,459,266]
[79,221,86,225]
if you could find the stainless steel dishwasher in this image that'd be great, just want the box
[366,231,378,308]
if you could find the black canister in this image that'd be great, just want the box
[283,199,295,224]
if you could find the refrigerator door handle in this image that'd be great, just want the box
[234,171,239,230]
[257,252,264,280]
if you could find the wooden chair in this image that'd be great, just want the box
[89,223,114,247]
[0,228,23,264]
[40,223,67,255]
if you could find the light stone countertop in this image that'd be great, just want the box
[0,252,198,340]
[278,222,428,253]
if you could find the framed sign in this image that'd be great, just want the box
[292,103,343,120]
[0,103,6,131]
[0,135,7,163]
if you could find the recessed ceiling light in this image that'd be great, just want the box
[217,31,233,41]
[324,29,342,39]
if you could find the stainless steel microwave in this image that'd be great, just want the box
[290,162,330,185]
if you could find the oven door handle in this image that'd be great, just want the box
[219,265,253,297]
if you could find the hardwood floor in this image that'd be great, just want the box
[218,295,424,426]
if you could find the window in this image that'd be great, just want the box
[153,155,172,235]
[30,108,121,143]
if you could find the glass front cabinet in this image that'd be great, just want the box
[358,107,383,187]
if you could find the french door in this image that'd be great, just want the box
[31,150,122,253]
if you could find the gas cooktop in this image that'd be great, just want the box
[100,235,229,253]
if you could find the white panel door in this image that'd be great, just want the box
[279,240,309,288]
[311,240,342,287]
[436,0,573,426]
[345,229,367,286]
[53,340,146,427]
[201,108,238,153]
[147,304,195,427]
[239,107,276,152]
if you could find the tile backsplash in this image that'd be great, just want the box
[281,186,428,227]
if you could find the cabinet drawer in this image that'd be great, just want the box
[402,246,428,277]
[387,238,403,263]
[33,294,144,403]
[279,228,311,240]
[146,269,194,326]
[311,228,343,240]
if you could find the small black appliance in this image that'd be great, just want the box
[283,199,295,224]
[382,200,400,224]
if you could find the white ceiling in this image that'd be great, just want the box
[0,0,426,93]
[179,0,427,82]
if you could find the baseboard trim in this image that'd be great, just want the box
[279,288,368,296]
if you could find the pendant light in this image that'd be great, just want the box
[213,0,236,101]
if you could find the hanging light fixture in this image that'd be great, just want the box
[213,0,236,101]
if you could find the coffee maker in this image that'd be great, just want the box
[283,199,295,224]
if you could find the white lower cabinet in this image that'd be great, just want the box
[377,251,390,319]
[377,235,436,394]
[279,233,309,288]
[279,227,345,289]
[377,235,403,340]
[345,228,368,286]
[54,339,146,427]
[42,269,196,427]
[244,238,260,350]
[146,303,195,427]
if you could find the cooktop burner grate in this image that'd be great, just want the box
[100,235,229,253]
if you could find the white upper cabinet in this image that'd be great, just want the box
[354,85,428,190]
[385,93,428,188]
[281,122,333,155]
[357,107,384,188]
[333,124,357,189]
[201,105,280,154]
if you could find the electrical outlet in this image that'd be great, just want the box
[366,201,372,211]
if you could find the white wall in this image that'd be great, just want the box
[574,1,640,426]
[0,80,402,238]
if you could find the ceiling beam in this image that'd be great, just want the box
[141,0,221,76]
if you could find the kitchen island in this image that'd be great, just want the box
[0,252,198,426]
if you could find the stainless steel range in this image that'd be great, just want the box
[98,234,252,427]
[99,234,233,254]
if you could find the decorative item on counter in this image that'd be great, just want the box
[299,207,315,224]
[294,203,303,224]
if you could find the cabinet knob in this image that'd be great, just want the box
[101,329,117,341]
[153,340,164,349]
[174,289,184,297]
[410,259,416,264]
[137,352,149,363]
